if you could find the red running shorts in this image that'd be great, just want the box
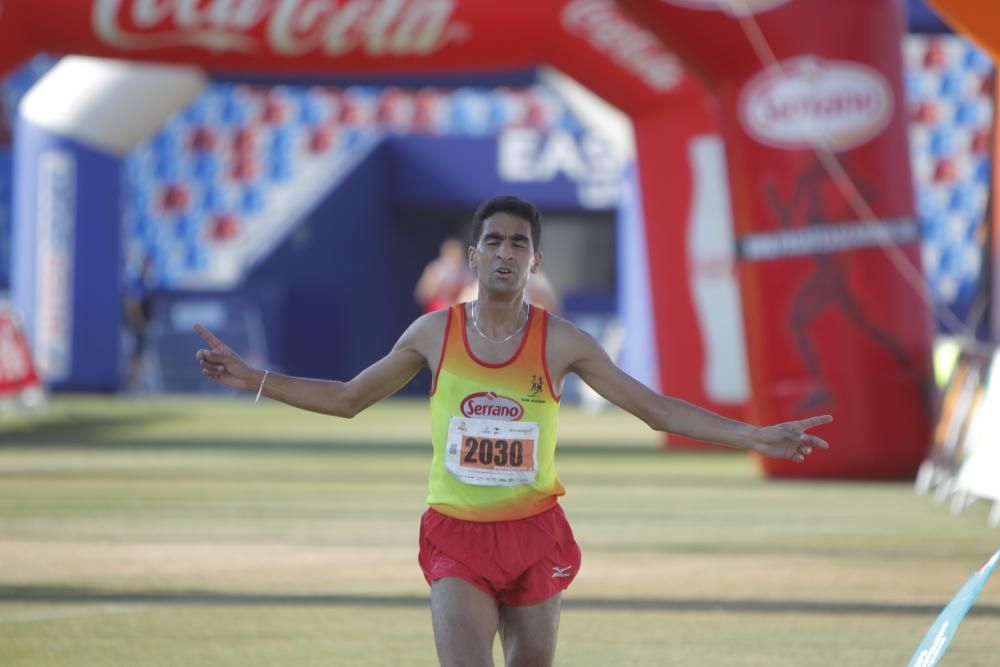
[418,503,581,606]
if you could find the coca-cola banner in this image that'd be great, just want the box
[63,0,668,93]
[622,0,934,478]
[0,0,527,74]
[0,300,39,395]
[548,0,698,114]
[0,0,699,114]
[631,96,752,446]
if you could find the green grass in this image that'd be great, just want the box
[1,396,998,665]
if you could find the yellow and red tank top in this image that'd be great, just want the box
[428,302,564,522]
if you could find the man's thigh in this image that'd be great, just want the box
[430,577,500,667]
[498,593,562,667]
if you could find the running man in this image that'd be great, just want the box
[195,194,832,667]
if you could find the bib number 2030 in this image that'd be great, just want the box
[445,417,539,487]
[463,436,525,468]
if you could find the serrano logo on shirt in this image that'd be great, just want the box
[460,392,524,420]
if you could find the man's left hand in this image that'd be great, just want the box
[752,415,833,462]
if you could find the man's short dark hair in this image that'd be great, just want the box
[471,195,542,250]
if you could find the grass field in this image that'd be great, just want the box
[1,395,998,666]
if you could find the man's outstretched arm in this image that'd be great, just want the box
[561,323,831,462]
[194,316,433,418]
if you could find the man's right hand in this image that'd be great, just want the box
[194,323,260,392]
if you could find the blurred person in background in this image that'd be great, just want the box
[415,237,476,313]
[123,254,156,391]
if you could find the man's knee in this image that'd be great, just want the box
[502,636,557,667]
[499,613,558,667]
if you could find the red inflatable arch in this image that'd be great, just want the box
[0,0,934,479]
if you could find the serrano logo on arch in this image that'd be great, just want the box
[739,57,894,152]
[460,392,524,420]
[660,0,790,15]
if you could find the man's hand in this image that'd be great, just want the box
[194,323,259,392]
[751,415,833,462]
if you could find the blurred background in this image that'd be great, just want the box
[1,0,997,485]
[1,1,999,663]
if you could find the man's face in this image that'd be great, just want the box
[469,212,541,295]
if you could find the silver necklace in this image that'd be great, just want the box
[471,300,528,344]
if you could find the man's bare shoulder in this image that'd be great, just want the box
[545,313,592,346]
[397,308,451,353]
[414,308,451,335]
[543,312,603,363]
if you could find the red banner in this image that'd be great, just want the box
[622,0,934,478]
[1,0,701,114]
[1,1,529,75]
[633,98,752,445]
[0,302,40,395]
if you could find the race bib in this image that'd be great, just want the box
[445,417,539,487]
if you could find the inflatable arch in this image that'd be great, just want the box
[0,0,933,479]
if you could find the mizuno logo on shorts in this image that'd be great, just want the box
[552,566,573,578]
